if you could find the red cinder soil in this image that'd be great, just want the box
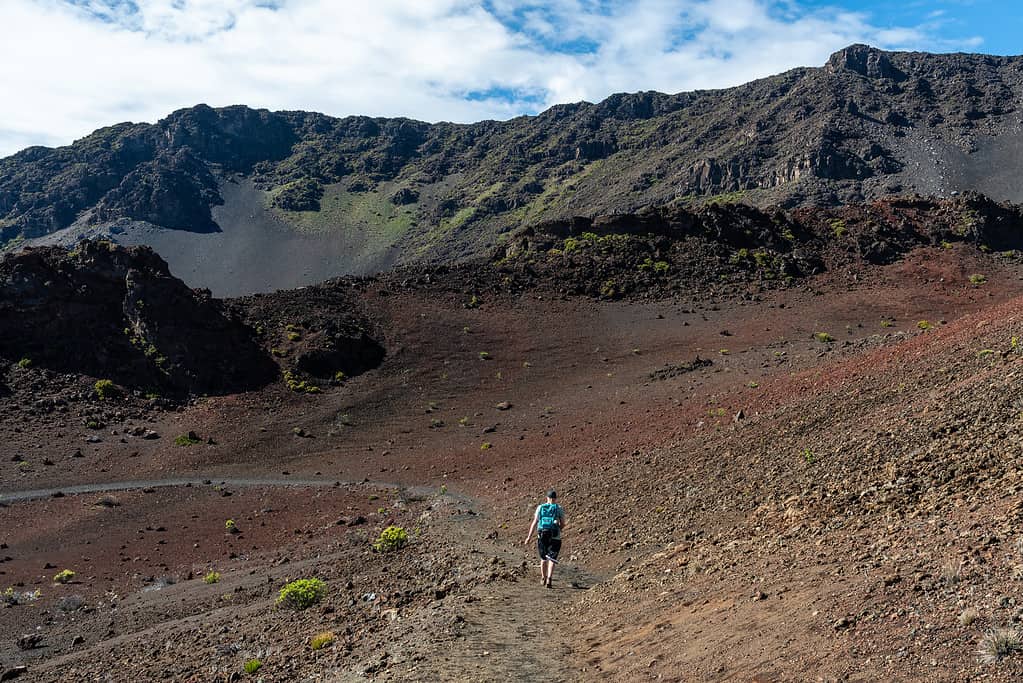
[3,244,1023,681]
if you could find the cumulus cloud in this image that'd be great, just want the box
[0,0,982,156]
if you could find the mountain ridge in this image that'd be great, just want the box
[3,44,1023,287]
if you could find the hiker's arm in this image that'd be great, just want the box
[523,511,538,545]
[559,512,567,531]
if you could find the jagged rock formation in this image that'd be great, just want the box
[0,241,385,395]
[2,45,1022,275]
[0,240,277,393]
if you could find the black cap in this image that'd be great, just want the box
[546,489,557,499]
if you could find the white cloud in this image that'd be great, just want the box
[0,0,981,157]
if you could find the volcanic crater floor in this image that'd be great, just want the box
[4,246,1023,681]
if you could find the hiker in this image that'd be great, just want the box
[523,489,566,589]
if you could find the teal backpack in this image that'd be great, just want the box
[538,503,561,531]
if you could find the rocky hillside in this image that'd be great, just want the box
[0,241,384,396]
[2,45,1023,278]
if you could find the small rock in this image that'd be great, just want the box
[16,633,42,650]
[833,617,851,630]
[1,666,29,680]
[142,430,159,440]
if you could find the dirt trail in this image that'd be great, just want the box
[400,507,601,683]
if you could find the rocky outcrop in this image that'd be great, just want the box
[0,241,276,394]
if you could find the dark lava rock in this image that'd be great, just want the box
[0,241,277,395]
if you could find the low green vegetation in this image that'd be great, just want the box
[310,631,336,650]
[3,587,41,605]
[638,257,669,274]
[174,433,202,447]
[373,526,409,552]
[93,379,118,399]
[225,519,238,534]
[244,659,263,674]
[813,332,835,343]
[917,320,933,330]
[16,357,31,369]
[53,569,75,584]
[969,273,987,285]
[284,370,321,394]
[276,578,326,610]
[203,571,221,584]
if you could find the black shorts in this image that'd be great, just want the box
[537,529,561,561]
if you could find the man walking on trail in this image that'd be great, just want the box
[524,489,566,589]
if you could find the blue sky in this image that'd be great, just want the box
[0,0,1016,157]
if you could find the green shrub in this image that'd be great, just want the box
[244,658,263,674]
[478,351,491,360]
[225,519,238,534]
[53,569,75,584]
[638,257,670,274]
[813,332,835,343]
[480,441,492,450]
[373,526,409,553]
[334,371,346,382]
[917,320,933,330]
[276,578,326,610]
[969,273,987,285]
[3,587,41,605]
[16,357,31,369]
[174,433,202,447]
[310,631,335,650]
[94,379,118,400]
[287,332,302,342]
[203,571,221,584]
[284,370,320,394]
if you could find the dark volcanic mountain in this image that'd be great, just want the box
[2,44,1022,293]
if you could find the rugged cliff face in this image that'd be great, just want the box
[2,45,1022,272]
[0,240,277,394]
